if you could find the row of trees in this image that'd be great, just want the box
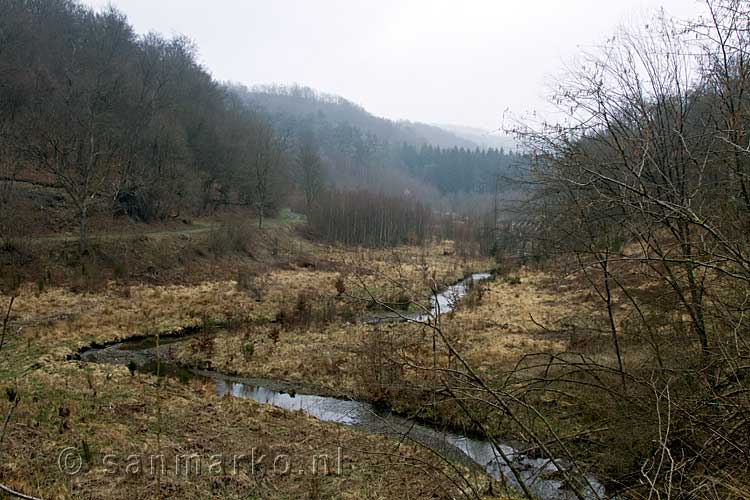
[307,189,432,247]
[230,83,478,150]
[397,143,522,194]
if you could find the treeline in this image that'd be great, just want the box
[231,83,477,150]
[0,0,289,250]
[307,190,431,247]
[397,143,521,194]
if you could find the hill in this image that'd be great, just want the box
[226,83,523,198]
[228,83,478,149]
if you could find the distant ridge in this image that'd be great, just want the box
[435,124,517,151]
[228,83,482,150]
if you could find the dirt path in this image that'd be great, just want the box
[28,222,214,243]
[25,216,299,244]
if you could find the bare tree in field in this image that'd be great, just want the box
[297,134,324,214]
[239,118,287,229]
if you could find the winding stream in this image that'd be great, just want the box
[79,273,606,499]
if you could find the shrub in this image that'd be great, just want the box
[275,290,340,328]
[243,342,255,361]
[461,282,485,309]
[207,218,257,256]
[69,259,108,293]
[334,274,346,296]
[268,326,280,344]
[236,267,266,300]
[112,261,127,280]
[504,275,521,285]
[177,368,192,384]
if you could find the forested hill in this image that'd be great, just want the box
[227,84,478,150]
[227,84,524,196]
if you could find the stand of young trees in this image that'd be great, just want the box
[0,0,290,250]
[513,2,750,496]
[307,189,431,247]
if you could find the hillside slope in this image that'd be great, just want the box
[228,83,478,149]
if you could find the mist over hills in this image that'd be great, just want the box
[228,83,519,152]
[228,83,481,150]
[436,124,517,151]
[227,83,523,198]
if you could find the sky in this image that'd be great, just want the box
[82,0,707,131]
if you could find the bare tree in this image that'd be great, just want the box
[238,117,287,229]
[24,7,135,254]
[297,133,325,214]
[506,5,750,497]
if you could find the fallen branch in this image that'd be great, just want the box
[0,482,44,500]
[0,295,16,351]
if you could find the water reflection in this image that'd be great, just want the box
[83,271,607,499]
[215,378,606,500]
[410,272,492,322]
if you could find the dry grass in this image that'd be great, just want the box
[171,267,588,408]
[0,357,475,499]
[4,235,489,354]
[447,269,581,365]
[0,225,497,499]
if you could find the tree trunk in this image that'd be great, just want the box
[78,205,88,255]
[602,258,626,387]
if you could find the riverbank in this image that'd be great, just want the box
[3,348,494,499]
[168,268,582,411]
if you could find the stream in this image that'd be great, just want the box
[79,273,606,499]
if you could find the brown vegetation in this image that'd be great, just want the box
[0,214,495,498]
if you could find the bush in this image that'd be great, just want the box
[243,342,255,361]
[334,274,346,296]
[504,275,521,285]
[461,282,485,309]
[207,218,257,256]
[275,290,340,328]
[236,267,266,300]
[69,259,108,293]
[365,290,412,312]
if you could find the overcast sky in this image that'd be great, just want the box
[83,0,706,130]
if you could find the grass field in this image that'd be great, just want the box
[0,216,508,499]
